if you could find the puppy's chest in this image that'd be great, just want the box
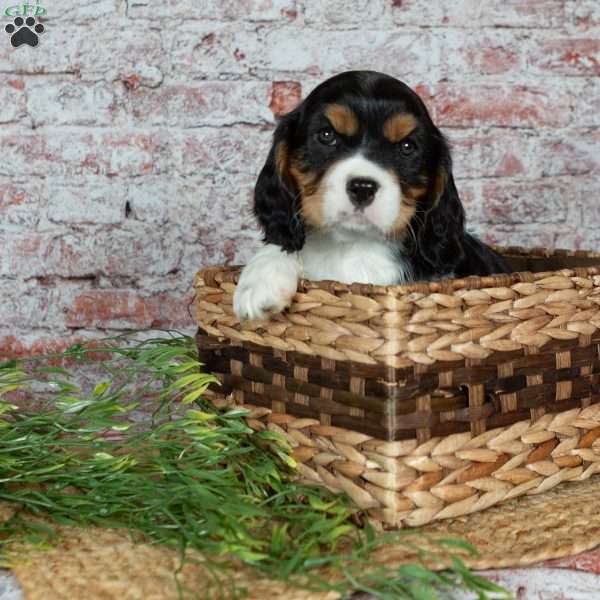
[298,234,410,286]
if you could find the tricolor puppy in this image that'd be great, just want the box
[234,70,511,321]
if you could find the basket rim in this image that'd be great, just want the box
[196,245,600,297]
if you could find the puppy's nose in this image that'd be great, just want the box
[347,177,379,209]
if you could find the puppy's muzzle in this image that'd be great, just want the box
[347,177,379,209]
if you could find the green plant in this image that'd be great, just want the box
[0,333,512,600]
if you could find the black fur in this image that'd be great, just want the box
[409,157,512,279]
[254,114,306,252]
[254,70,512,279]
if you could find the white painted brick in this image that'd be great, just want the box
[127,0,295,21]
[0,178,46,230]
[27,79,115,126]
[0,78,27,123]
[46,181,125,225]
[392,0,565,29]
[0,0,598,342]
[0,22,166,78]
[41,0,125,21]
[168,23,439,80]
[126,174,255,235]
[116,81,273,127]
[302,0,387,26]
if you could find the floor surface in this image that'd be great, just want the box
[3,550,600,599]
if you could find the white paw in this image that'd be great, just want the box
[233,245,300,321]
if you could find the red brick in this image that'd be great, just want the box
[0,333,84,360]
[567,0,600,30]
[98,226,183,278]
[0,130,172,178]
[34,227,183,280]
[480,180,570,225]
[449,129,538,180]
[537,129,600,177]
[392,0,565,28]
[0,183,26,207]
[0,234,49,278]
[270,81,302,118]
[0,281,78,331]
[546,548,600,574]
[119,82,272,127]
[0,225,182,280]
[8,79,24,90]
[66,291,193,329]
[440,31,524,77]
[419,83,573,128]
[0,76,27,123]
[531,38,600,76]
[477,225,558,249]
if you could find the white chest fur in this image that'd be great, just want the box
[233,232,409,321]
[299,231,409,286]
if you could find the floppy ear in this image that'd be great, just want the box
[415,158,466,274]
[254,112,305,253]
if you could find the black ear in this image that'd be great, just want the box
[414,161,466,276]
[254,112,305,253]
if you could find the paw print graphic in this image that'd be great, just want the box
[5,16,45,48]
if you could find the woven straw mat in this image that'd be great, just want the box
[3,476,600,599]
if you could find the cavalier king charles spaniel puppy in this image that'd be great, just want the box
[234,70,511,321]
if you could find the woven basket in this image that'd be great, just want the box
[195,246,600,528]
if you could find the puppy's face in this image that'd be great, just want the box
[274,72,448,240]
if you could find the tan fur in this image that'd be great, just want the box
[389,203,417,239]
[275,142,289,179]
[289,159,325,227]
[383,113,417,143]
[432,166,447,206]
[380,169,418,238]
[324,104,359,136]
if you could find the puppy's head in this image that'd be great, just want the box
[255,71,464,266]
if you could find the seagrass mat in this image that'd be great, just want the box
[4,478,600,599]
[6,525,337,600]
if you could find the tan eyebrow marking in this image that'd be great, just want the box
[383,113,418,143]
[324,104,359,136]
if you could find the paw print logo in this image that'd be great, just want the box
[5,16,45,48]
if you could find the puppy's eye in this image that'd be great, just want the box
[317,127,338,146]
[399,140,417,156]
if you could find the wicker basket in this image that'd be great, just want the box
[195,246,600,528]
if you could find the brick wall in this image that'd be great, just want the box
[1,0,599,355]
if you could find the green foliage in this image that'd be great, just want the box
[0,333,513,600]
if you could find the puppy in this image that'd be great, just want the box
[234,70,511,321]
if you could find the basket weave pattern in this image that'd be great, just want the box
[221,398,600,528]
[195,247,600,527]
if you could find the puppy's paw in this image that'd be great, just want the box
[233,247,300,321]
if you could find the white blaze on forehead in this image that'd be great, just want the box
[320,154,402,233]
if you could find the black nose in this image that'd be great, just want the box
[346,177,379,209]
